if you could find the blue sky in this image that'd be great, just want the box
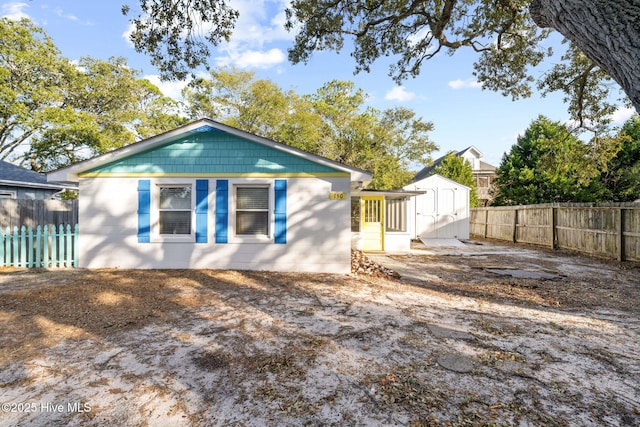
[2,0,635,168]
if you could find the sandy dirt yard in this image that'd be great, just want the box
[0,240,639,426]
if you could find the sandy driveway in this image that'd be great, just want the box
[0,240,638,426]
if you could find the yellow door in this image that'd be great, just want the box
[361,196,384,251]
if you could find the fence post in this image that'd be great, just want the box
[27,226,34,268]
[12,227,18,267]
[512,208,518,243]
[0,227,5,267]
[618,208,625,262]
[65,224,71,267]
[550,206,556,249]
[74,224,79,268]
[43,225,49,268]
[19,226,26,268]
[484,208,489,238]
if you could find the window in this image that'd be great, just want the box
[351,197,361,232]
[0,191,16,199]
[385,198,407,232]
[159,185,192,235]
[235,186,269,236]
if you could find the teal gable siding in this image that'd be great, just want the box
[85,130,342,175]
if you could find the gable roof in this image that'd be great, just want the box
[412,145,495,182]
[0,160,74,190]
[47,118,373,184]
[406,173,471,191]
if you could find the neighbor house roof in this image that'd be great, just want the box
[0,160,75,190]
[412,145,495,182]
[47,118,373,184]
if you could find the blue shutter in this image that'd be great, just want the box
[274,179,287,244]
[137,180,151,243]
[215,180,228,243]
[195,180,208,243]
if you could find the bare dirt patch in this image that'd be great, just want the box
[0,242,639,426]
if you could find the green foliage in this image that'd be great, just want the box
[601,115,640,202]
[0,18,69,161]
[59,189,78,200]
[183,69,437,189]
[491,116,616,205]
[434,153,479,208]
[123,1,638,126]
[0,19,185,171]
[122,0,238,80]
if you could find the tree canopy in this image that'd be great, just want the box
[0,18,185,171]
[183,68,437,189]
[491,115,623,205]
[601,115,640,202]
[123,0,640,125]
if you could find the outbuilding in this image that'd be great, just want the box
[403,174,470,240]
[47,119,371,273]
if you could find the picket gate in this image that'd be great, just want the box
[0,224,79,268]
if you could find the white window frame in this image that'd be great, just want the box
[0,191,16,199]
[150,179,196,243]
[230,180,273,243]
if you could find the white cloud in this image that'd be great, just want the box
[122,0,292,72]
[215,48,286,69]
[385,86,416,102]
[144,74,194,100]
[448,79,483,90]
[611,107,636,124]
[229,0,294,45]
[55,7,77,21]
[1,2,29,20]
[406,27,432,48]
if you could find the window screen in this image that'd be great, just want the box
[159,186,192,234]
[236,186,269,235]
[385,198,407,232]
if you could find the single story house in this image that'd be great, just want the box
[47,119,371,273]
[403,174,470,240]
[0,160,76,200]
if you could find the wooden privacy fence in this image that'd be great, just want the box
[471,204,640,262]
[0,199,78,229]
[0,224,79,268]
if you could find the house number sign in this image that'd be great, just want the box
[329,192,348,200]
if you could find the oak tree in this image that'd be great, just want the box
[124,1,640,124]
[183,69,436,189]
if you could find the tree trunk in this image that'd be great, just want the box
[529,0,640,113]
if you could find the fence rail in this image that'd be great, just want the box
[471,204,640,262]
[0,224,79,268]
[0,199,78,229]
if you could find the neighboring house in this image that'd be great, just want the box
[413,146,497,206]
[403,174,470,240]
[47,119,372,273]
[0,160,76,200]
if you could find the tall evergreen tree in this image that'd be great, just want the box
[492,116,608,205]
[602,115,640,202]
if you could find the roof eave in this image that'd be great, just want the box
[47,118,373,183]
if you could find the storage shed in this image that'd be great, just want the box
[403,174,470,240]
[47,119,371,273]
